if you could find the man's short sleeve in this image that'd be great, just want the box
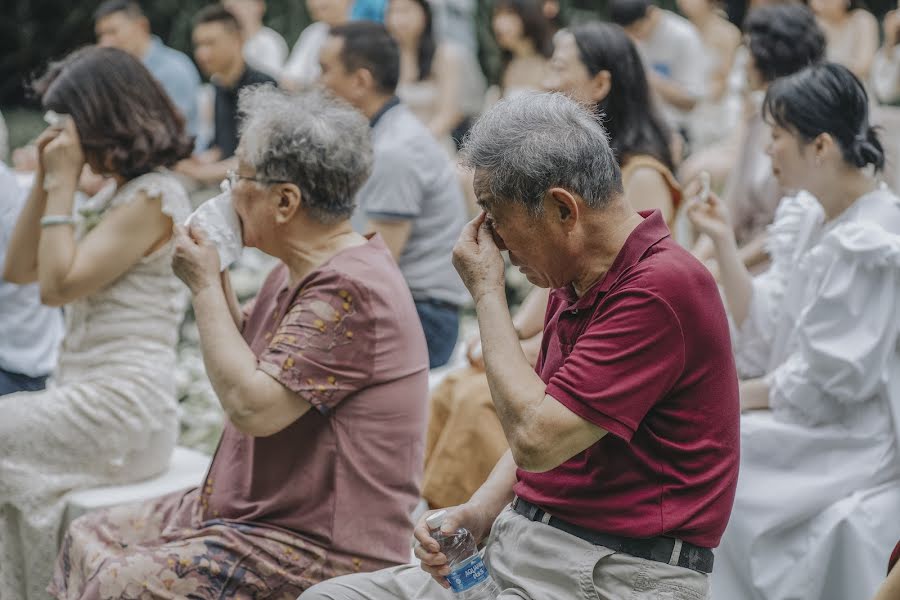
[257,274,375,414]
[356,147,423,220]
[545,291,685,441]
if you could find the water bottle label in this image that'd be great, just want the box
[446,555,489,593]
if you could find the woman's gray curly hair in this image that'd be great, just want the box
[237,85,373,224]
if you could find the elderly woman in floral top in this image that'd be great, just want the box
[51,86,430,599]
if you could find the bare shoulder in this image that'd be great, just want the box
[850,9,879,31]
[709,17,741,52]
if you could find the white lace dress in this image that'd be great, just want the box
[713,186,900,600]
[0,172,190,600]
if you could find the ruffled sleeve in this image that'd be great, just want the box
[111,170,191,225]
[731,192,824,377]
[768,221,900,425]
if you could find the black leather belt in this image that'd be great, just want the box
[512,496,715,574]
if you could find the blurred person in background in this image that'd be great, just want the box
[491,0,554,98]
[811,0,879,81]
[689,4,826,274]
[873,1,900,104]
[0,46,193,600]
[387,0,483,149]
[94,0,201,139]
[319,22,468,368]
[353,0,387,21]
[609,0,707,149]
[0,162,64,397]
[177,4,276,188]
[224,0,288,78]
[677,0,742,149]
[282,0,353,89]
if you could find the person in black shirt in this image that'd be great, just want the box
[177,3,276,187]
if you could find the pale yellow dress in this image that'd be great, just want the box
[0,171,190,600]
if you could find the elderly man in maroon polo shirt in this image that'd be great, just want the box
[302,92,739,600]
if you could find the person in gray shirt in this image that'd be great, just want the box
[319,21,468,368]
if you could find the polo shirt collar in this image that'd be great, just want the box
[369,96,401,128]
[552,210,671,307]
[141,35,163,66]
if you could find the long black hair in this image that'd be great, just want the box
[568,22,674,170]
[394,0,436,81]
[763,62,884,172]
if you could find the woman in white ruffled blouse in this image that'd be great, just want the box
[688,62,900,600]
[0,47,193,599]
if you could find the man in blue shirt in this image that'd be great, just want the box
[94,0,201,139]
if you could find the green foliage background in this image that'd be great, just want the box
[1,0,894,108]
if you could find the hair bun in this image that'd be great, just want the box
[851,126,885,171]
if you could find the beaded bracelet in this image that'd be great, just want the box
[40,215,77,228]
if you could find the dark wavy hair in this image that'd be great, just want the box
[744,4,826,84]
[494,0,554,60]
[568,22,674,170]
[33,46,194,180]
[763,62,884,172]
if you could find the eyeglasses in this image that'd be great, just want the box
[223,169,292,191]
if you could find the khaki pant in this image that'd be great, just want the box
[301,507,710,600]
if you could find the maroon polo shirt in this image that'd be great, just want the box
[514,210,740,548]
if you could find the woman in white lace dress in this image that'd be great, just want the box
[688,63,900,600]
[0,47,193,600]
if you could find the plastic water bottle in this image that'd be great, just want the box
[426,510,501,599]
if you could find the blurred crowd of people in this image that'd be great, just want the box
[2,0,900,599]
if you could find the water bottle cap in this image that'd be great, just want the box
[425,510,448,530]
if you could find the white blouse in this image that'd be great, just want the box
[733,185,900,429]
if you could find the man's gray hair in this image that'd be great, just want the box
[237,85,373,224]
[459,92,622,215]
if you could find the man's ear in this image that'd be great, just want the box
[354,67,378,98]
[273,183,302,224]
[547,187,579,231]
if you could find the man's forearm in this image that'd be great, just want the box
[476,291,547,435]
[468,450,518,518]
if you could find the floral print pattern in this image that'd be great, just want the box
[50,489,373,600]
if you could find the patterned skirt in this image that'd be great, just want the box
[50,488,390,600]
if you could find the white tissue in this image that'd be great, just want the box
[185,190,243,271]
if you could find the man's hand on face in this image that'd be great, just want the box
[452,212,506,305]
